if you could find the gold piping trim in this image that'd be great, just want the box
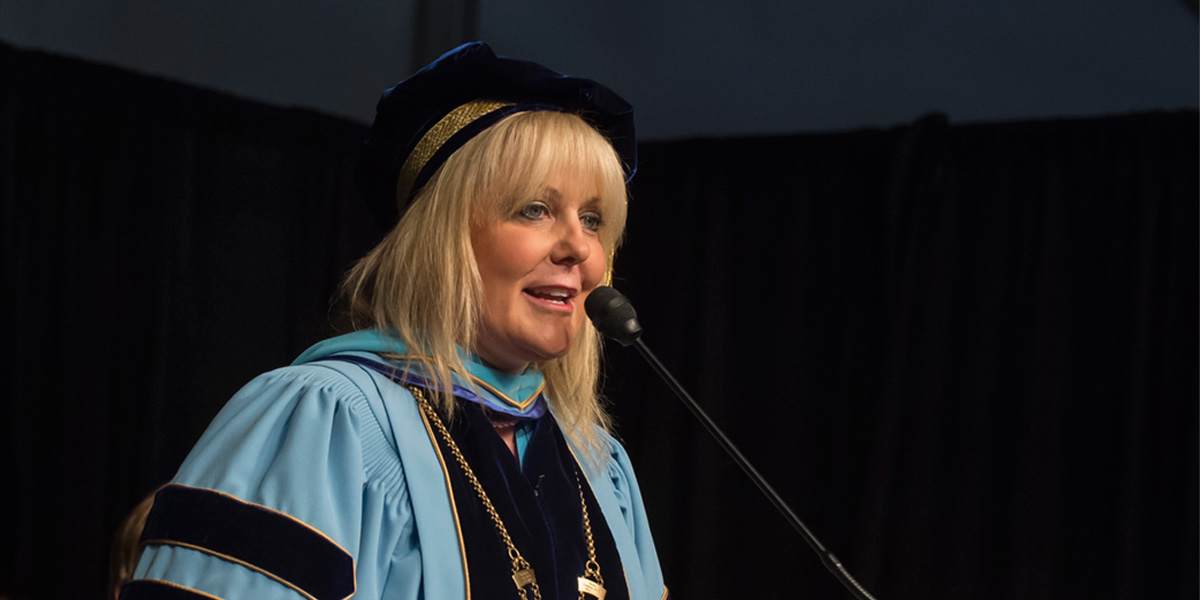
[143,540,326,600]
[661,585,670,600]
[154,485,355,562]
[126,579,227,600]
[414,389,472,600]
[377,352,544,410]
[395,99,515,202]
[145,484,357,600]
[565,444,633,599]
[471,375,544,411]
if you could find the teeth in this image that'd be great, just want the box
[528,288,570,304]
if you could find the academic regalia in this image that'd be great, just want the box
[122,329,666,600]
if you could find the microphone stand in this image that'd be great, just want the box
[631,337,878,600]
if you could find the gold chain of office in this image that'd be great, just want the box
[408,385,607,600]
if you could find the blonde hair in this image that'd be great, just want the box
[341,110,628,461]
[108,490,157,599]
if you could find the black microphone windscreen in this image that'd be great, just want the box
[585,286,643,346]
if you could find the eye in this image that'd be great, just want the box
[580,211,604,232]
[517,202,549,221]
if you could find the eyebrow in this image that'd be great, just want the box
[535,187,603,210]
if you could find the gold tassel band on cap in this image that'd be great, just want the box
[395,99,516,205]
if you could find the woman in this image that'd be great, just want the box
[122,43,666,600]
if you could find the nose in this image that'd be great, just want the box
[550,219,592,267]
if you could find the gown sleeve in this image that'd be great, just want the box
[123,363,419,600]
[604,436,669,600]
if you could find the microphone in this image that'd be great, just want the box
[586,285,878,600]
[583,286,642,346]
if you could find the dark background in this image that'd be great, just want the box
[2,36,1197,600]
[1,0,1196,138]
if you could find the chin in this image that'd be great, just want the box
[527,346,570,364]
[525,336,575,363]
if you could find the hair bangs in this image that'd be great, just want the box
[466,111,629,250]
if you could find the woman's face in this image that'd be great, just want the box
[471,168,608,373]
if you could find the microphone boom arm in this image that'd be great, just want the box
[631,337,878,600]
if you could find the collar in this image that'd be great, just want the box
[293,329,547,418]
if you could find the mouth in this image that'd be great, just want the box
[523,286,576,310]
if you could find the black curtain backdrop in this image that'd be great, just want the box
[3,42,1196,600]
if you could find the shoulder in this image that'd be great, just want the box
[213,360,417,434]
[174,360,413,497]
[601,429,633,464]
[230,362,378,407]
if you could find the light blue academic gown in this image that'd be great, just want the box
[131,329,666,600]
